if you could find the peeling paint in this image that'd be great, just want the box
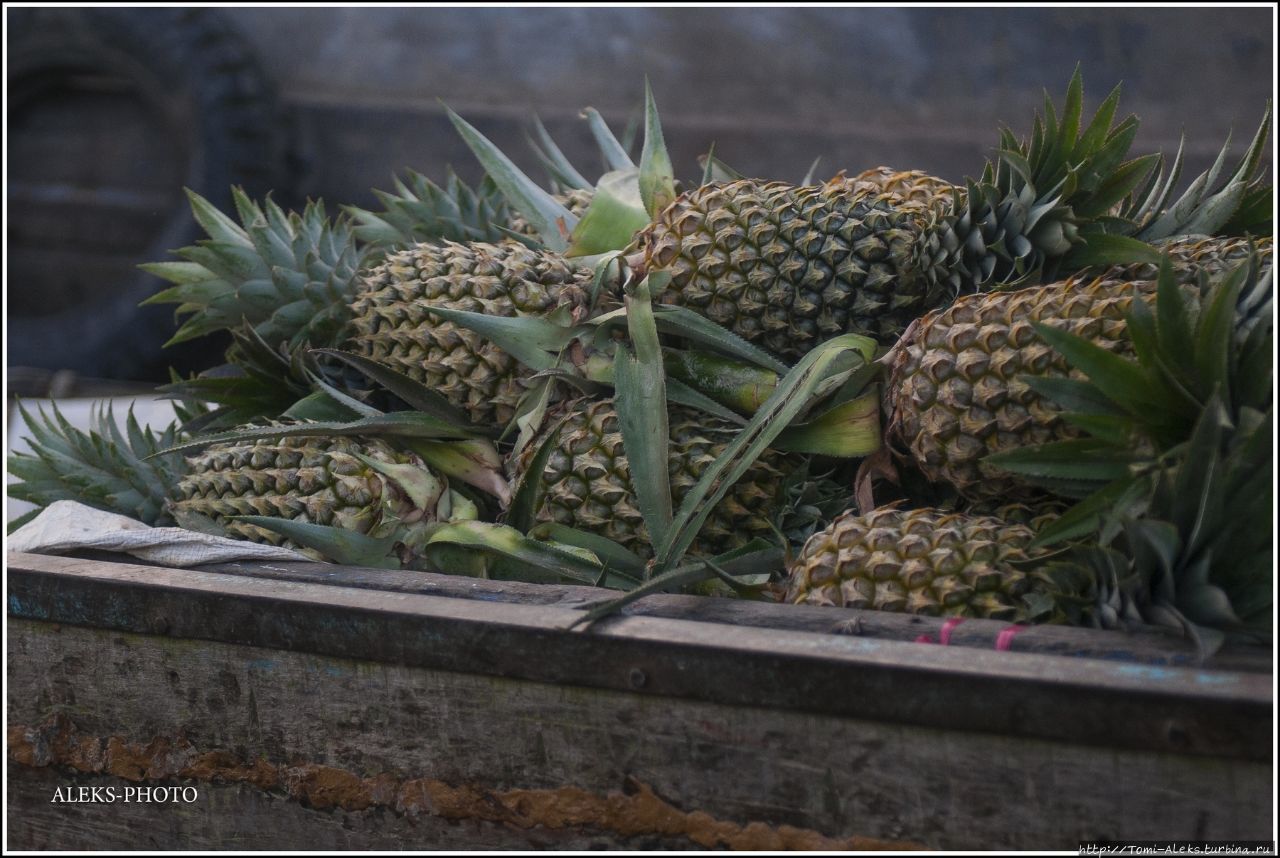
[9,715,920,850]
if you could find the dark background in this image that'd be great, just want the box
[7,5,1275,384]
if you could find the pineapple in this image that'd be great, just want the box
[629,73,1158,360]
[6,403,473,564]
[512,397,794,559]
[143,190,598,430]
[784,506,1072,621]
[170,433,459,559]
[883,274,1149,501]
[1098,233,1272,283]
[829,166,954,205]
[347,240,594,425]
[628,81,1269,363]
[883,236,1273,502]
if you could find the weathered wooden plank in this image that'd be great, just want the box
[193,555,1272,672]
[7,552,1271,761]
[5,767,709,851]
[7,620,1271,850]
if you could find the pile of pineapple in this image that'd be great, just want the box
[10,72,1273,653]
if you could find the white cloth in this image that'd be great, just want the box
[7,500,313,566]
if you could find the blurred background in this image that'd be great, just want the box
[6,5,1275,391]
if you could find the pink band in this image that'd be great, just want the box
[939,617,965,646]
[915,634,936,644]
[995,624,1028,651]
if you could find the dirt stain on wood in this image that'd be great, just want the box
[9,714,920,850]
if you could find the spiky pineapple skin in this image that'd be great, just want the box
[885,275,1149,501]
[514,397,792,559]
[170,434,438,552]
[346,240,592,426]
[635,180,949,360]
[785,507,1053,619]
[830,167,954,206]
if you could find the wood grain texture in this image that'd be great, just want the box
[8,620,1273,850]
[195,556,1271,671]
[6,767,706,851]
[7,553,1272,761]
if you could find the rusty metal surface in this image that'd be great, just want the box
[7,552,1272,761]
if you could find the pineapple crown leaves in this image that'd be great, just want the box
[527,115,596,191]
[158,323,323,434]
[942,66,1161,291]
[446,103,579,253]
[1056,104,1272,272]
[1130,102,1273,242]
[140,187,365,352]
[447,84,677,260]
[7,400,188,531]
[342,167,522,256]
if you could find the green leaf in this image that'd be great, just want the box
[650,305,791,374]
[568,545,786,629]
[422,521,607,585]
[417,307,571,372]
[985,439,1137,482]
[773,391,881,457]
[698,149,744,183]
[638,79,676,219]
[527,522,647,579]
[1033,322,1172,415]
[1191,264,1245,401]
[310,349,482,429]
[233,516,402,568]
[565,168,650,257]
[405,438,510,506]
[283,390,369,422]
[661,348,780,415]
[1022,375,1130,416]
[1058,234,1162,270]
[153,412,479,459]
[446,104,575,251]
[506,407,568,533]
[1031,476,1147,547]
[581,107,636,172]
[1074,154,1160,219]
[613,274,673,558]
[529,115,592,189]
[185,188,253,247]
[1070,82,1122,163]
[654,333,873,568]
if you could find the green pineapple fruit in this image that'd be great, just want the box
[829,166,955,205]
[883,274,1149,501]
[512,397,795,559]
[784,506,1074,620]
[170,432,462,560]
[346,240,594,426]
[630,72,1160,360]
